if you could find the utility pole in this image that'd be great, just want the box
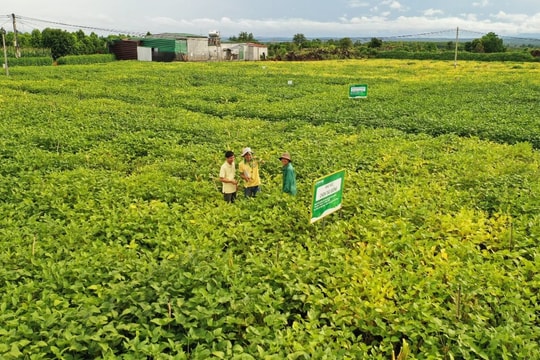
[12,13,21,58]
[1,28,8,76]
[454,27,459,68]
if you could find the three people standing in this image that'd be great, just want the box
[219,148,296,202]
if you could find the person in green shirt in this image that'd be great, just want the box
[279,152,297,195]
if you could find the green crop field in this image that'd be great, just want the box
[1,59,539,359]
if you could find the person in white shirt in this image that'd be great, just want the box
[219,150,238,203]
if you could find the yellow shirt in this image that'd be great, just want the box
[238,159,261,187]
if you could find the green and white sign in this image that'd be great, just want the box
[310,169,346,224]
[349,84,368,99]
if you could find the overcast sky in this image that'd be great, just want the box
[2,0,540,39]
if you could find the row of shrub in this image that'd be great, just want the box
[56,54,116,65]
[279,48,540,62]
[4,54,116,67]
[375,50,540,62]
[4,49,538,68]
[4,56,53,67]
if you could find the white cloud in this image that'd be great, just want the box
[148,17,182,27]
[347,16,389,25]
[6,0,540,38]
[424,9,444,17]
[382,1,404,11]
[460,13,479,22]
[489,11,540,34]
[473,0,490,7]
[348,0,369,8]
[132,11,540,38]
[491,11,528,22]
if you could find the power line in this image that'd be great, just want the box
[378,28,540,44]
[498,35,540,43]
[4,14,540,44]
[458,29,486,36]
[15,14,145,36]
[0,14,11,29]
[383,29,457,39]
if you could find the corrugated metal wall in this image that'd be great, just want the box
[141,38,176,52]
[109,40,139,60]
[116,36,210,62]
[139,38,190,61]
[175,40,188,54]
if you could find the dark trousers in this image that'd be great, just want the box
[244,186,260,198]
[223,192,237,203]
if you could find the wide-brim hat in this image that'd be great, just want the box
[241,147,253,157]
[279,152,292,162]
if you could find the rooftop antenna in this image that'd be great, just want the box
[209,30,222,61]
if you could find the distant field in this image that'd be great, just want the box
[1,60,539,359]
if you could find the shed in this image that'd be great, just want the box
[245,43,268,61]
[222,43,268,61]
[140,33,209,61]
[109,39,140,60]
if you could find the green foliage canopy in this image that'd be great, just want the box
[0,59,539,358]
[229,31,257,42]
[293,33,307,48]
[368,37,383,48]
[3,28,110,60]
[41,28,75,61]
[465,32,506,53]
[481,32,506,53]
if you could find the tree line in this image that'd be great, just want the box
[3,28,118,60]
[2,28,538,63]
[225,31,537,61]
[267,32,531,60]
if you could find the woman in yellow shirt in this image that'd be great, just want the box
[238,147,261,198]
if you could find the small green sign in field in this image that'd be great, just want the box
[349,84,368,98]
[310,169,346,224]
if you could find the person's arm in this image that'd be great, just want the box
[220,166,237,185]
[220,176,238,185]
[239,163,250,182]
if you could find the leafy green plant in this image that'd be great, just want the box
[0,59,539,358]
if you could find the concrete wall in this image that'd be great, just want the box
[223,43,268,61]
[186,38,210,61]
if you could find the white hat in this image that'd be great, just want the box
[241,147,253,157]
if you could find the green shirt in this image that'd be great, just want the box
[282,163,297,195]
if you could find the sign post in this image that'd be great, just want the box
[310,169,346,224]
[349,84,367,99]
